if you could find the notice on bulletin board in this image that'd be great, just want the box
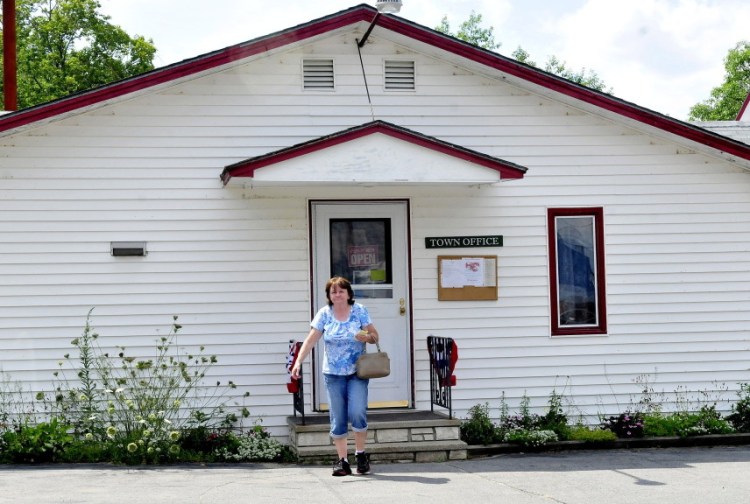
[438,255,498,301]
[440,257,496,288]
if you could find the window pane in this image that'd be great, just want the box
[329,219,392,298]
[556,216,597,327]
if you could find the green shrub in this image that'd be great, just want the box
[1,419,73,463]
[460,403,499,445]
[727,383,750,432]
[568,426,617,443]
[642,413,676,437]
[644,406,734,438]
[56,439,110,463]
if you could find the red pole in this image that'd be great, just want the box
[3,0,18,111]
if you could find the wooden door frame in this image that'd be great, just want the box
[307,198,415,411]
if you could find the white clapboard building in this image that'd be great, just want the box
[2,4,750,441]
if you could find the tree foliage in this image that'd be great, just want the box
[1,0,156,109]
[436,11,500,51]
[436,12,611,93]
[689,41,750,121]
[512,48,610,92]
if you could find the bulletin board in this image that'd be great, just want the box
[437,255,498,301]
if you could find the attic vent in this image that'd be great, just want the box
[384,60,415,90]
[303,59,334,90]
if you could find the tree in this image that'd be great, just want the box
[436,11,500,51]
[436,12,611,93]
[688,41,750,121]
[515,50,610,92]
[1,0,156,109]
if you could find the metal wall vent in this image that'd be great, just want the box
[111,241,147,257]
[384,60,415,90]
[303,59,334,90]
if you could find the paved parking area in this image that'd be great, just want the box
[1,445,749,503]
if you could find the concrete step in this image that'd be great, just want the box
[288,410,468,464]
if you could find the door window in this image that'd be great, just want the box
[330,218,393,299]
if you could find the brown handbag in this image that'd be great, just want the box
[356,342,391,379]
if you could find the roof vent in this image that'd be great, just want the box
[376,0,402,14]
[303,59,334,90]
[384,60,415,90]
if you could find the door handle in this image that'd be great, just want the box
[399,298,406,316]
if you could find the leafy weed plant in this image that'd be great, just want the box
[37,311,250,464]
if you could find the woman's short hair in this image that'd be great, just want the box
[325,276,354,306]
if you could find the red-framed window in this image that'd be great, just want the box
[547,207,607,336]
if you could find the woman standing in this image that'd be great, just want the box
[291,276,380,476]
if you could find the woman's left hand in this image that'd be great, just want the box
[355,329,375,343]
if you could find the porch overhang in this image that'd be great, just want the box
[220,121,527,186]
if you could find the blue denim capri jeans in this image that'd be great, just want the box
[324,373,369,438]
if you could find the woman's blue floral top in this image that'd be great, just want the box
[311,303,372,376]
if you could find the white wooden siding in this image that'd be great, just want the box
[2,33,750,439]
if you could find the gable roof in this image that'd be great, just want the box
[220,120,528,185]
[738,93,750,121]
[2,3,750,167]
[697,121,750,145]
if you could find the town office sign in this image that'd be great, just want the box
[425,235,503,249]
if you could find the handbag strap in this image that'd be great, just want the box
[373,341,382,353]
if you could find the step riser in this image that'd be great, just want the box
[296,448,468,464]
[294,425,461,447]
[289,411,468,464]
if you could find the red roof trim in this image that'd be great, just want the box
[737,93,750,121]
[2,3,749,163]
[220,120,528,184]
[0,6,375,134]
[373,14,750,162]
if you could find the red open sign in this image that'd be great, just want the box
[348,245,378,267]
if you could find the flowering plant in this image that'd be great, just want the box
[601,411,645,438]
[503,428,558,447]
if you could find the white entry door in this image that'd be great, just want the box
[311,201,411,409]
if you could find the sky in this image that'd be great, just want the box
[98,0,750,120]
